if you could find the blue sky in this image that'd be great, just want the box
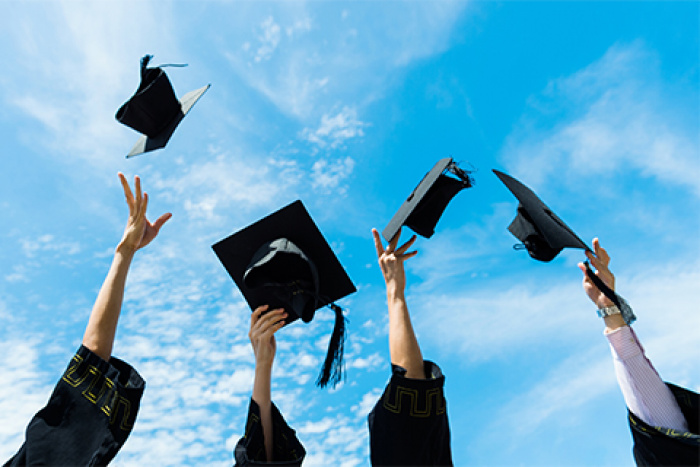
[0,1,698,465]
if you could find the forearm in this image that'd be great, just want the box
[82,247,134,361]
[607,326,688,432]
[252,364,274,461]
[387,288,424,379]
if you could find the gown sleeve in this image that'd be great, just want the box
[628,383,700,466]
[234,398,306,466]
[368,360,453,466]
[4,345,145,467]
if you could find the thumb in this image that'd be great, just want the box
[153,212,173,232]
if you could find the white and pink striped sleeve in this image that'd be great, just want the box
[606,326,688,432]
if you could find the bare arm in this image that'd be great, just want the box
[249,305,286,462]
[82,173,171,361]
[372,228,424,379]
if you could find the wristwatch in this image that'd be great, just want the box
[596,294,637,325]
[597,305,621,318]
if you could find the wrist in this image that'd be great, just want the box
[115,241,138,257]
[597,304,620,318]
[255,359,274,374]
[386,285,406,301]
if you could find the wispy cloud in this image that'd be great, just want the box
[253,16,282,63]
[502,41,700,196]
[301,107,367,150]
[1,1,177,170]
[0,340,57,461]
[311,157,356,195]
[150,150,298,228]
[224,2,467,119]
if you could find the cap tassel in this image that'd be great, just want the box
[316,304,346,388]
[584,261,621,309]
[446,160,475,187]
[140,54,154,76]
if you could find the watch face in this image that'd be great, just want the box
[598,306,620,317]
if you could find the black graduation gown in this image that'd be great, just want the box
[629,383,700,466]
[234,399,306,466]
[4,345,144,466]
[368,361,452,466]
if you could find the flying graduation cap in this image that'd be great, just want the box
[493,169,589,262]
[382,157,474,242]
[493,169,632,321]
[212,200,356,388]
[116,55,210,158]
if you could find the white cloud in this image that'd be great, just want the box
[352,387,383,419]
[414,254,700,364]
[301,107,367,150]
[286,17,313,38]
[0,340,56,461]
[1,1,178,170]
[311,157,356,195]
[224,2,468,119]
[20,234,81,258]
[347,352,383,371]
[255,16,282,63]
[489,349,619,435]
[150,151,299,227]
[502,41,700,197]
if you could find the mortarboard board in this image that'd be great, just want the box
[494,169,636,324]
[212,200,356,388]
[116,55,210,158]
[493,169,590,262]
[382,157,474,242]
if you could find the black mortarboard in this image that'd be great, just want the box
[382,157,474,242]
[493,169,589,262]
[116,55,210,158]
[212,200,356,388]
[494,169,634,321]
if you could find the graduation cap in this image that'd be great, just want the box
[493,169,589,262]
[116,55,210,158]
[382,157,474,242]
[494,169,634,322]
[212,200,356,388]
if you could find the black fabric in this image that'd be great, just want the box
[4,345,144,467]
[234,399,306,466]
[115,55,183,138]
[244,238,320,324]
[405,175,469,239]
[382,158,473,242]
[368,361,452,466]
[629,383,700,466]
[508,204,561,262]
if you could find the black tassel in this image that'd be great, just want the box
[447,160,475,187]
[584,261,621,309]
[316,303,346,388]
[140,54,154,76]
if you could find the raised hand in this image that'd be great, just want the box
[249,305,287,370]
[372,227,418,295]
[578,238,616,309]
[117,172,172,255]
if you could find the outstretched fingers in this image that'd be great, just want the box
[118,173,135,211]
[372,228,386,258]
[395,234,417,256]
